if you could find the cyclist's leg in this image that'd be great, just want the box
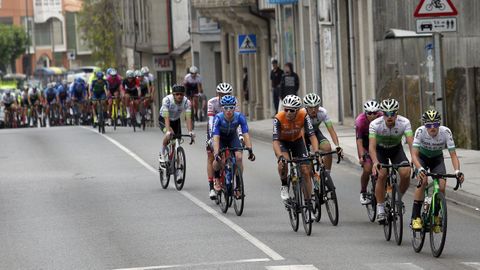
[361,155,373,193]
[317,130,333,170]
[276,141,290,186]
[291,138,313,200]
[206,137,215,191]
[430,155,447,194]
[391,146,411,196]
[412,155,429,223]
[374,146,389,205]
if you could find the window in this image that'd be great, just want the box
[52,19,63,45]
[35,22,51,46]
[22,17,34,46]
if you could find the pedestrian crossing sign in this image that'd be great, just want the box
[238,34,257,54]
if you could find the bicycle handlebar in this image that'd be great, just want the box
[319,150,342,164]
[377,162,411,170]
[425,172,463,191]
[218,147,249,155]
[172,134,195,145]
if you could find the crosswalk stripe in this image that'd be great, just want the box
[265,265,319,270]
[366,263,424,270]
[462,262,480,269]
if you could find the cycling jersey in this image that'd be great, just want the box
[56,84,69,101]
[122,78,138,96]
[28,88,40,102]
[308,107,333,130]
[138,77,151,97]
[273,109,315,142]
[70,82,87,100]
[413,126,455,158]
[184,73,202,97]
[207,96,240,138]
[44,88,57,103]
[212,112,248,137]
[355,112,382,149]
[369,115,413,148]
[2,94,15,105]
[106,75,122,92]
[160,95,191,121]
[90,79,108,95]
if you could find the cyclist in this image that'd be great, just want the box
[137,69,153,121]
[205,83,240,199]
[1,90,17,126]
[273,95,320,202]
[369,98,413,223]
[19,87,29,126]
[211,95,255,192]
[106,68,123,124]
[122,70,140,120]
[158,84,195,163]
[56,80,70,124]
[28,86,42,126]
[44,83,57,126]
[303,93,343,176]
[89,71,109,125]
[355,100,382,204]
[410,110,464,230]
[183,66,203,121]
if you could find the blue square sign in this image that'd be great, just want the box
[238,34,256,54]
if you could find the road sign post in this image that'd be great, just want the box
[433,32,447,125]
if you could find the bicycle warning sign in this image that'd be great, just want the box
[414,0,458,18]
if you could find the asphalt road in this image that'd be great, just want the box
[1,126,479,270]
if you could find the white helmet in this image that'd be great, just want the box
[140,66,149,74]
[282,95,302,108]
[303,93,321,107]
[363,100,380,113]
[216,82,233,94]
[189,66,198,74]
[380,98,399,112]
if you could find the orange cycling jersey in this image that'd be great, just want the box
[273,109,315,142]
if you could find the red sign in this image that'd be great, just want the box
[414,0,458,18]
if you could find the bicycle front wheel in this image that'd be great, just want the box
[323,173,339,226]
[313,189,322,222]
[430,192,447,257]
[174,147,186,191]
[392,183,403,245]
[366,176,377,222]
[412,215,426,253]
[299,179,312,236]
[233,166,245,216]
[384,195,392,241]
[288,179,299,232]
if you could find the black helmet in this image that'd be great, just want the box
[422,109,441,123]
[172,84,185,93]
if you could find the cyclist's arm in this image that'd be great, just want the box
[28,94,32,106]
[185,99,193,132]
[198,83,203,93]
[449,150,461,172]
[405,134,414,160]
[368,135,378,164]
[305,115,319,153]
[243,133,252,149]
[326,122,340,147]
[272,118,283,157]
[356,138,366,160]
[411,147,423,170]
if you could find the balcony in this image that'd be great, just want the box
[192,0,256,9]
[34,0,63,23]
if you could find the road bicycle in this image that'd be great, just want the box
[411,171,462,257]
[361,153,377,222]
[378,161,411,245]
[215,147,248,216]
[92,98,106,134]
[159,134,194,190]
[284,154,317,236]
[312,150,342,226]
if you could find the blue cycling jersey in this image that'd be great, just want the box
[44,88,56,102]
[70,82,87,98]
[56,85,69,100]
[212,112,249,137]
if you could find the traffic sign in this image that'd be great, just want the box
[414,0,458,17]
[416,17,457,33]
[67,51,76,60]
[238,34,256,54]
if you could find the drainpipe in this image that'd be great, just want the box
[347,0,358,116]
[333,0,343,124]
[133,0,139,67]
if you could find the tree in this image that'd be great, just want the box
[78,0,122,70]
[0,24,28,73]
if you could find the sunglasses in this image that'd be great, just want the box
[384,111,397,117]
[425,122,440,128]
[174,93,184,96]
[285,108,298,113]
[366,111,377,116]
[223,106,236,111]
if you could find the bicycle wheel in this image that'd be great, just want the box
[430,192,447,257]
[288,178,299,232]
[366,176,377,222]
[233,166,245,216]
[313,189,322,222]
[218,176,229,213]
[299,178,312,236]
[392,183,403,245]
[159,152,170,189]
[384,195,392,241]
[412,214,427,253]
[112,102,117,131]
[323,173,339,226]
[174,147,186,191]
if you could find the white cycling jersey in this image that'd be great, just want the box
[307,107,333,130]
[160,95,191,121]
[413,126,456,158]
[369,115,413,148]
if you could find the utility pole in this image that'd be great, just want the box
[433,32,446,125]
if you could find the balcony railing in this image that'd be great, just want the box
[192,0,256,9]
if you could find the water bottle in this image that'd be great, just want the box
[225,164,232,184]
[423,196,431,212]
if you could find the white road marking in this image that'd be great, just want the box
[113,258,270,270]
[462,262,480,269]
[84,127,285,261]
[265,265,319,270]
[366,263,423,270]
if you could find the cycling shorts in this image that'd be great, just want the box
[376,144,409,165]
[159,116,181,135]
[92,92,106,101]
[418,153,446,175]
[305,130,329,149]
[277,138,309,160]
[218,133,242,151]
[125,88,138,97]
[108,86,120,96]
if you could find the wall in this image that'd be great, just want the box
[171,0,189,48]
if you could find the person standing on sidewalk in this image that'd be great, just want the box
[410,109,464,231]
[270,60,283,116]
[279,63,299,112]
[355,100,382,205]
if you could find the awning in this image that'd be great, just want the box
[170,40,191,57]
[49,67,65,75]
[34,67,55,75]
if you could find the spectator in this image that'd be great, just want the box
[279,62,299,111]
[270,59,283,115]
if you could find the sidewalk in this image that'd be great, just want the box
[248,118,480,211]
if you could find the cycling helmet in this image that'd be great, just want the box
[282,95,302,108]
[220,95,237,106]
[106,68,112,75]
[380,98,399,112]
[216,82,233,94]
[363,100,380,113]
[422,109,441,123]
[189,66,198,74]
[126,70,135,78]
[5,90,11,95]
[46,83,53,88]
[75,76,85,84]
[141,66,149,75]
[171,84,185,93]
[303,93,321,107]
[96,71,104,79]
[134,70,142,77]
